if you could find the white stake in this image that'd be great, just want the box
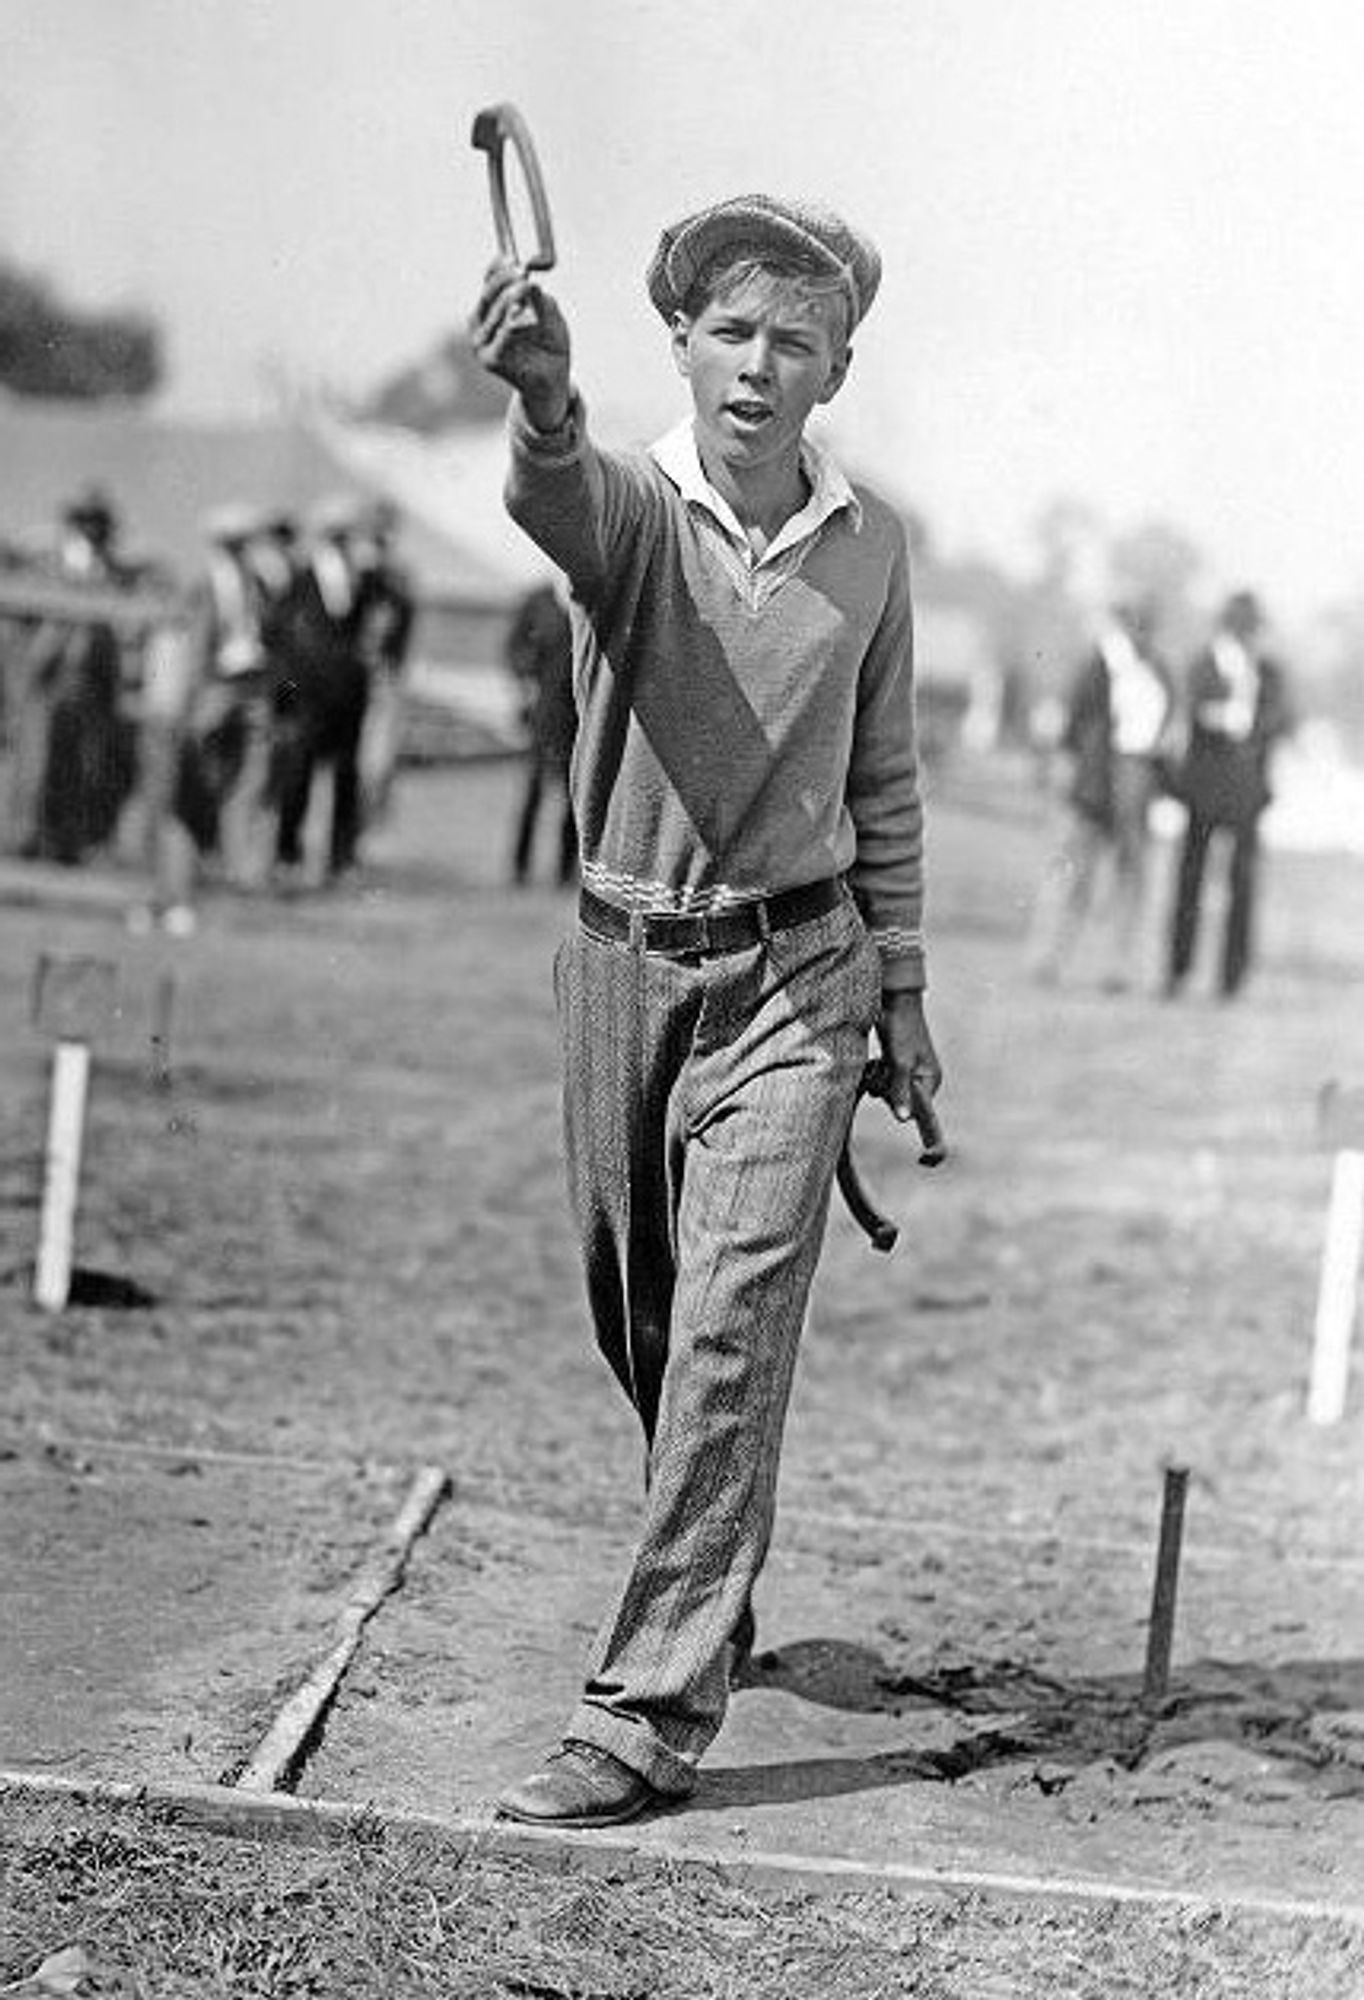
[35,1040,92,1313]
[1307,1147,1364,1426]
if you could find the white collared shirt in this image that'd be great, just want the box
[313,543,354,622]
[207,548,262,677]
[649,420,862,609]
[1208,634,1260,741]
[1099,624,1168,756]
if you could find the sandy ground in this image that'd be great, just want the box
[2,753,1363,1919]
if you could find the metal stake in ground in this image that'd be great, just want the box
[149,969,176,1090]
[1141,1464,1190,1712]
[31,955,117,1314]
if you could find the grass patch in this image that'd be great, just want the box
[2,1793,1362,1998]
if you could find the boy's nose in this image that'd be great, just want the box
[738,335,775,381]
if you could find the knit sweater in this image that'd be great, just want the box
[506,395,926,990]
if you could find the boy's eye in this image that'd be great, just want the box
[708,323,816,355]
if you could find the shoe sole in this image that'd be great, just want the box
[494,1793,660,1830]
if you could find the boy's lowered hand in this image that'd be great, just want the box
[874,990,944,1138]
[471,260,572,432]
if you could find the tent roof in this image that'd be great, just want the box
[312,415,550,600]
[0,397,524,602]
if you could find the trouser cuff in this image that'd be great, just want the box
[565,1704,698,1799]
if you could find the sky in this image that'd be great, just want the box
[3,0,1363,626]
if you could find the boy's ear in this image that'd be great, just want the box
[817,342,853,405]
[670,313,694,378]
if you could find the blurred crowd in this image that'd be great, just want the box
[0,494,1300,996]
[0,484,414,935]
[1026,587,1296,1002]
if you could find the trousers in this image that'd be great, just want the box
[553,889,881,1794]
[511,751,577,887]
[1168,808,1262,996]
[1027,753,1159,986]
[274,656,370,876]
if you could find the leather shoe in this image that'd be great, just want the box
[495,1741,660,1828]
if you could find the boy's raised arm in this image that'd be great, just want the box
[470,260,573,434]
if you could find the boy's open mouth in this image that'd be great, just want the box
[726,400,773,427]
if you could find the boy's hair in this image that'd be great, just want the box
[679,247,855,347]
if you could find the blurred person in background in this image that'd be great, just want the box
[128,593,207,939]
[1027,598,1175,991]
[248,508,304,835]
[249,509,301,617]
[352,499,417,830]
[197,505,277,888]
[1164,588,1295,1000]
[5,487,137,865]
[505,576,578,888]
[130,506,292,935]
[270,498,371,886]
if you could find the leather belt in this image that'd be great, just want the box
[578,877,843,958]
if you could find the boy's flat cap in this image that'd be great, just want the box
[647,194,881,326]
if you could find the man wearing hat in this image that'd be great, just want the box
[269,499,372,883]
[1165,588,1294,999]
[6,487,133,862]
[473,194,940,1825]
[61,486,123,570]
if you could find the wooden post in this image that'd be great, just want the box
[30,954,116,1314]
[235,1466,449,1793]
[1310,1084,1364,1427]
[35,1042,92,1312]
[1142,1464,1189,1712]
[1308,1148,1364,1426]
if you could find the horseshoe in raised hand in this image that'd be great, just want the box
[471,102,557,274]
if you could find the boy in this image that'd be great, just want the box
[472,193,941,1826]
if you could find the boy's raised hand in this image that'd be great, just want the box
[471,260,571,431]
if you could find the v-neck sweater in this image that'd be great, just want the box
[506,394,926,990]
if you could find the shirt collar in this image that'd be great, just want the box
[649,418,862,561]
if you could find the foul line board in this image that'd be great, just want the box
[1,1769,1361,1928]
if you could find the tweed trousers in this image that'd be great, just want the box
[553,890,881,1795]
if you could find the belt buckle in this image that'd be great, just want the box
[664,910,710,956]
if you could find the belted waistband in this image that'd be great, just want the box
[578,877,844,958]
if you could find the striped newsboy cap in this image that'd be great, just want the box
[646,194,881,327]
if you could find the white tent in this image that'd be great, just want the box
[312,415,553,601]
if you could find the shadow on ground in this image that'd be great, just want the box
[712,1638,1364,1808]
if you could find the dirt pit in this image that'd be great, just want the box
[1,755,1363,1922]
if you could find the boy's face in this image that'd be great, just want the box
[671,273,851,478]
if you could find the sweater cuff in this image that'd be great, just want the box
[873,926,927,993]
[509,389,586,464]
